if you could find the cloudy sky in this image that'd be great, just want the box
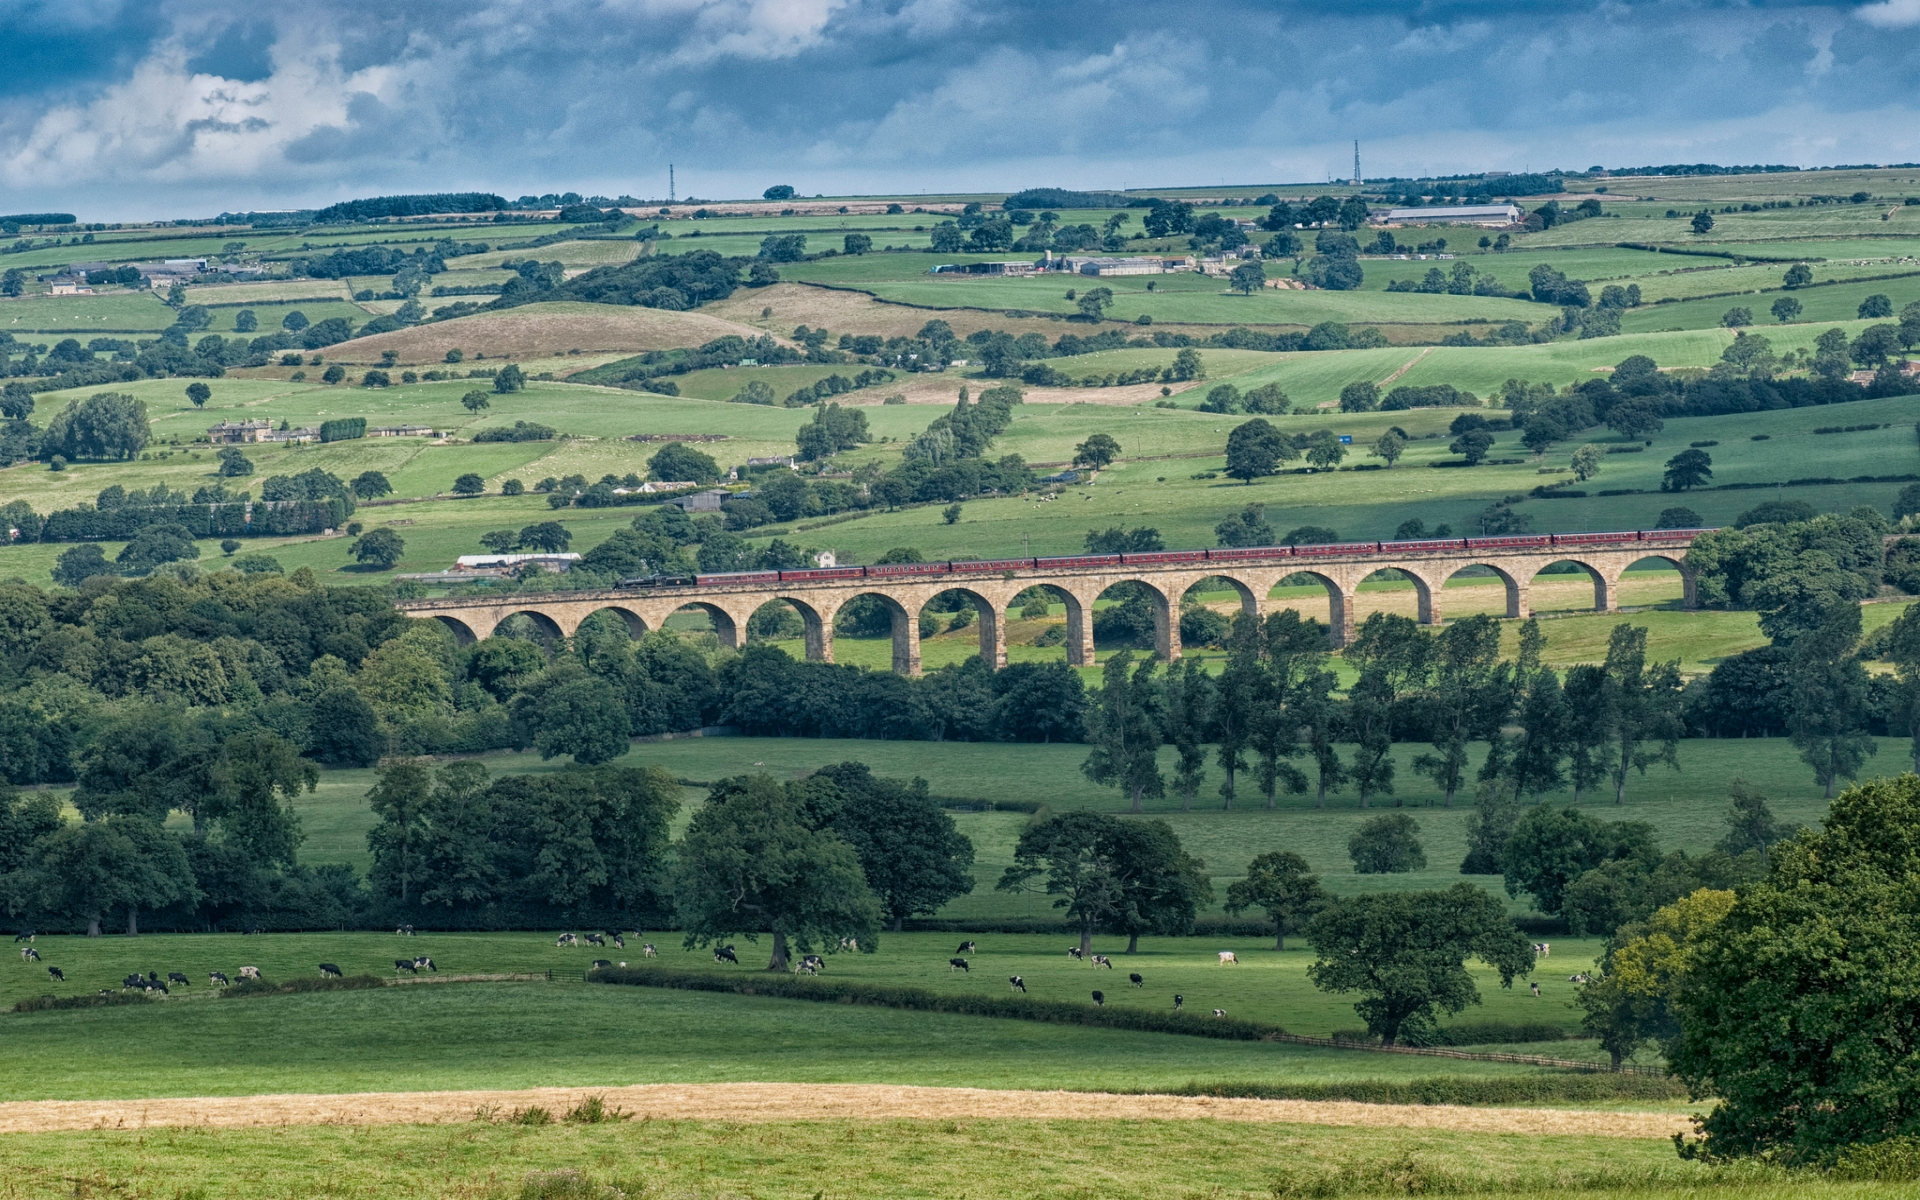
[6,0,1920,219]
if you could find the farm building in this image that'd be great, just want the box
[670,489,728,513]
[368,424,438,437]
[455,553,582,572]
[207,419,273,443]
[1078,257,1173,276]
[1380,204,1522,227]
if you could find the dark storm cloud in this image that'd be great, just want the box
[0,1,1914,218]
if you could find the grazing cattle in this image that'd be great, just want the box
[1009,976,1026,993]
[1531,942,1551,958]
[1091,990,1105,1007]
[591,959,612,970]
[146,981,168,994]
[611,934,626,949]
[1569,973,1590,984]
[1066,947,1084,960]
[122,973,143,990]
[394,959,418,974]
[318,963,342,978]
[414,957,436,973]
[1173,995,1184,1011]
[799,955,823,973]
[585,933,606,947]
[956,941,977,953]
[238,966,260,980]
[714,945,739,965]
[1128,973,1144,988]
[167,972,189,987]
[21,947,38,961]
[46,966,64,981]
[949,958,970,973]
[1530,982,1541,997]
[396,925,415,936]
[12,931,32,942]
[1218,951,1238,965]
[643,944,658,958]
[796,962,818,976]
[840,938,859,951]
[556,933,579,948]
[1090,954,1113,969]
[1212,1009,1227,1018]
[210,972,230,987]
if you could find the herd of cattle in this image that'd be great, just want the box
[13,928,443,997]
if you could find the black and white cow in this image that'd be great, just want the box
[949,958,970,973]
[319,963,342,978]
[1009,976,1026,993]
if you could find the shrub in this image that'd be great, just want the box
[15,991,153,1013]
[1348,813,1425,873]
[223,975,385,999]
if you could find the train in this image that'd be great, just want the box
[608,528,1713,589]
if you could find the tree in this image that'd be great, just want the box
[479,530,518,555]
[1882,602,1920,772]
[353,528,405,569]
[1782,262,1813,289]
[1339,381,1379,412]
[528,672,631,764]
[1224,418,1291,483]
[351,470,392,500]
[1716,778,1793,860]
[117,525,199,574]
[206,731,315,867]
[1304,429,1347,469]
[1501,804,1657,916]
[1577,887,1734,1070]
[1720,307,1752,328]
[0,268,22,297]
[1662,448,1712,491]
[214,446,252,477]
[1170,348,1204,381]
[1668,776,1920,1158]
[185,382,211,408]
[1349,813,1426,873]
[1690,210,1714,234]
[493,363,526,394]
[1211,613,1259,808]
[1104,817,1212,952]
[1228,262,1265,295]
[43,392,151,461]
[321,365,346,384]
[51,544,114,588]
[461,390,490,413]
[1081,651,1163,814]
[1307,884,1533,1045]
[763,185,796,201]
[814,762,975,932]
[517,521,572,552]
[1785,602,1875,798]
[1597,624,1684,804]
[1570,443,1603,482]
[1226,850,1328,949]
[998,810,1122,957]
[1770,296,1802,323]
[843,233,872,256]
[1214,503,1275,548]
[33,815,196,937]
[1076,287,1114,321]
[1073,433,1120,470]
[1449,428,1495,465]
[1370,429,1406,468]
[1859,293,1893,319]
[366,758,432,904]
[649,442,722,484]
[1606,399,1663,439]
[1164,656,1212,810]
[674,774,881,971]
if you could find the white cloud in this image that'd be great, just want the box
[1858,0,1920,29]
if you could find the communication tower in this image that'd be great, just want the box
[1351,141,1362,186]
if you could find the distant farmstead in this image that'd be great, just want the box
[368,424,438,438]
[208,419,272,443]
[1381,205,1522,228]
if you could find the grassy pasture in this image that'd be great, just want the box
[1619,277,1920,332]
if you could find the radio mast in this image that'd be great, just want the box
[669,165,676,205]
[1351,141,1361,186]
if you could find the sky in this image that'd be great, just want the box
[6,0,1920,219]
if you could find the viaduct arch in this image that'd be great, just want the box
[399,541,1698,677]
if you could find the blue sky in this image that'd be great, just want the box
[5,0,1920,218]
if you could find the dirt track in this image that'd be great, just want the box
[0,1083,1690,1138]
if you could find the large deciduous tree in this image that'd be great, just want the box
[1081,650,1164,814]
[813,761,975,932]
[1225,850,1328,949]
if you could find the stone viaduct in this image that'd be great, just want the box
[395,538,1699,676]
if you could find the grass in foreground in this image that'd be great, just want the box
[0,1117,1897,1200]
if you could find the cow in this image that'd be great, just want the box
[1569,973,1590,984]
[1009,976,1026,993]
[414,957,436,973]
[209,972,230,987]
[1532,942,1551,958]
[396,925,415,937]
[1128,973,1144,988]
[799,955,823,973]
[591,960,612,971]
[840,938,859,951]
[1212,1009,1227,1018]
[238,966,260,980]
[167,972,189,987]
[1066,947,1085,960]
[20,947,38,961]
[796,961,818,976]
[122,973,144,990]
[1090,954,1113,969]
[1173,994,1184,1011]
[714,945,739,965]
[1218,951,1238,965]
[556,933,579,948]
[956,941,977,954]
[394,959,418,974]
[611,934,626,949]
[11,931,32,942]
[643,944,658,958]
[585,933,606,947]
[147,972,160,984]
[1530,982,1541,998]
[145,981,168,994]
[1091,990,1105,1007]
[949,958,970,973]
[319,963,342,978]
[46,966,64,982]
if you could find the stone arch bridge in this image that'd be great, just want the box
[394,536,1701,676]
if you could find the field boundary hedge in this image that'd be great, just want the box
[13,991,154,1014]
[589,965,1653,1072]
[1155,1073,1686,1104]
